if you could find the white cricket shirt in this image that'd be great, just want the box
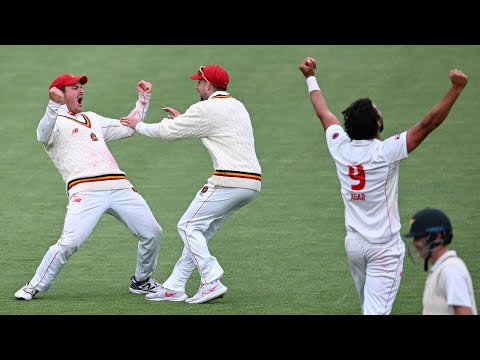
[423,250,477,315]
[326,124,408,243]
[37,94,150,197]
[135,91,262,192]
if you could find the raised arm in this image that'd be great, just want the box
[299,57,340,131]
[125,80,152,121]
[101,80,153,141]
[406,69,468,153]
[36,87,65,144]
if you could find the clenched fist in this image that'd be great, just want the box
[449,69,468,90]
[137,80,152,93]
[299,57,317,78]
[49,87,65,104]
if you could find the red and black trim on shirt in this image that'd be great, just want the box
[67,174,127,191]
[59,113,92,128]
[211,95,233,99]
[213,170,261,181]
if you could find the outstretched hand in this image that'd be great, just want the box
[137,80,152,93]
[162,107,181,119]
[450,69,468,90]
[299,57,317,78]
[120,116,140,129]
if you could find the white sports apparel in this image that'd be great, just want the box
[326,124,408,315]
[27,189,162,291]
[23,91,162,294]
[346,232,405,315]
[162,186,258,291]
[135,91,262,192]
[134,90,261,290]
[423,250,477,315]
[326,125,408,244]
[37,92,150,197]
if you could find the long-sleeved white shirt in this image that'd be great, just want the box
[37,92,150,197]
[135,91,262,191]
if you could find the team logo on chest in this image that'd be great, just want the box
[90,132,98,141]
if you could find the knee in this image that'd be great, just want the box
[177,219,196,237]
[177,219,187,234]
[56,241,80,258]
[150,223,163,242]
[156,224,163,240]
[136,222,162,246]
[58,230,87,256]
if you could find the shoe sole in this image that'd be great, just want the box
[204,293,225,303]
[145,295,188,302]
[15,290,36,301]
[129,289,147,295]
[186,287,228,304]
[129,288,153,295]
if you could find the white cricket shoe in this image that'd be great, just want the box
[145,286,188,302]
[185,279,228,304]
[15,283,39,301]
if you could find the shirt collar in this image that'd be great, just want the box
[429,250,457,273]
[208,91,229,100]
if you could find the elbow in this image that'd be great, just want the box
[160,135,175,142]
[36,132,46,144]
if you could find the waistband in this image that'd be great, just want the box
[213,170,261,181]
[67,174,128,192]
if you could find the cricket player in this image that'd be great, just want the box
[298,57,468,314]
[15,73,163,301]
[405,208,477,315]
[120,64,262,304]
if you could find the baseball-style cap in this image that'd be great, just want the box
[404,208,453,239]
[49,73,88,90]
[189,65,229,88]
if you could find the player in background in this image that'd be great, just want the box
[15,74,163,301]
[120,64,262,304]
[404,207,477,315]
[298,57,468,314]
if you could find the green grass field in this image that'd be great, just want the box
[1,45,479,315]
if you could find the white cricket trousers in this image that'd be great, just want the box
[28,189,163,292]
[162,185,259,292]
[345,231,405,315]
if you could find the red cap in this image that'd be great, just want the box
[49,73,88,90]
[189,65,229,89]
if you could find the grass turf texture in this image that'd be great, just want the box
[1,45,479,315]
